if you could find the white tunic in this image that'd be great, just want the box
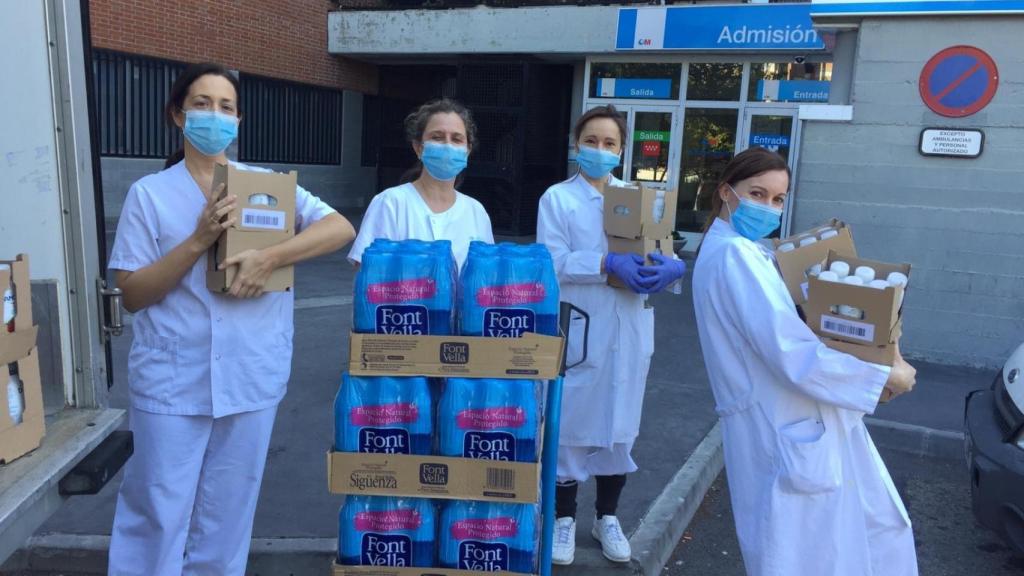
[108,160,336,417]
[348,182,494,269]
[692,218,918,576]
[537,173,654,448]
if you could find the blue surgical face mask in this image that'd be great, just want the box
[421,142,468,182]
[726,184,782,241]
[576,145,620,179]
[184,110,239,156]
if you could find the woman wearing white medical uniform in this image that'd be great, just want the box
[537,105,686,565]
[348,99,492,269]
[691,147,919,576]
[107,63,355,576]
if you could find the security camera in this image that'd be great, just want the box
[793,56,806,64]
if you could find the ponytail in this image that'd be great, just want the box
[165,148,185,169]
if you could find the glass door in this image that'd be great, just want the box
[623,107,678,190]
[741,108,798,235]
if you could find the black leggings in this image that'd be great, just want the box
[555,474,627,520]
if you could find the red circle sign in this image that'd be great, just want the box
[919,46,999,118]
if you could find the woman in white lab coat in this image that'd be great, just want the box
[691,147,919,576]
[537,105,686,565]
[107,63,355,576]
[348,99,493,269]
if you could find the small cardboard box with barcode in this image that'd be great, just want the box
[773,219,857,304]
[0,255,45,464]
[603,183,678,240]
[804,250,911,366]
[207,163,297,293]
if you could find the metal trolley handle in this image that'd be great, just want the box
[558,301,590,375]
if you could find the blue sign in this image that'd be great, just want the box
[919,46,999,118]
[811,1,1024,19]
[750,134,790,149]
[756,79,831,102]
[616,5,825,51]
[596,78,673,99]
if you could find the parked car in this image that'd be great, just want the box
[965,342,1024,554]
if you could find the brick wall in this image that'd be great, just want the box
[88,0,378,93]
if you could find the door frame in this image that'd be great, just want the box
[739,106,802,237]
[613,104,681,192]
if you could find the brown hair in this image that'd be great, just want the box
[400,98,477,185]
[700,147,791,234]
[164,63,241,168]
[573,104,627,146]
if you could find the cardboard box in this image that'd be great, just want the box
[0,255,44,464]
[348,332,564,380]
[332,563,530,576]
[773,219,857,304]
[605,236,675,290]
[804,250,910,348]
[603,183,678,240]
[819,319,903,367]
[207,163,297,293]
[327,451,539,503]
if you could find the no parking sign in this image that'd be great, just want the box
[919,46,999,118]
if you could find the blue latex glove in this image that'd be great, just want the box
[605,252,652,294]
[638,252,687,293]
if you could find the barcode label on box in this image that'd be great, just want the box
[241,208,286,230]
[820,317,875,343]
[485,468,515,491]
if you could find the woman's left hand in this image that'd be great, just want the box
[221,249,277,298]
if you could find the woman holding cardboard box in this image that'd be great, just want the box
[536,105,686,565]
[691,147,919,576]
[106,63,355,576]
[348,98,493,270]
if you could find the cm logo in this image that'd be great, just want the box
[637,38,653,47]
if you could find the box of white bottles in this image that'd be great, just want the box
[804,250,911,365]
[0,254,44,464]
[772,219,857,305]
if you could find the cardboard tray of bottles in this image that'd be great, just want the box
[330,331,565,576]
[0,254,45,464]
[329,331,565,503]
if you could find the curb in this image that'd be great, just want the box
[3,424,727,576]
[865,417,965,461]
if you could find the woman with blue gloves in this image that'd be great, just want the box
[348,99,493,270]
[536,105,685,565]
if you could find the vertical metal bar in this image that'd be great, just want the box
[540,375,562,576]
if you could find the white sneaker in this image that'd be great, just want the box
[551,516,576,565]
[591,515,631,563]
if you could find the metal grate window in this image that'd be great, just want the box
[92,50,186,158]
[238,74,344,165]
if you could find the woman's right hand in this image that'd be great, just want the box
[192,185,237,250]
[884,346,917,398]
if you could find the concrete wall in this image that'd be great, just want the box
[794,17,1024,369]
[103,92,375,224]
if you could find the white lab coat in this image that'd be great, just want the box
[692,218,918,576]
[348,182,494,270]
[107,160,335,575]
[537,174,654,449]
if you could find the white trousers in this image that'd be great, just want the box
[108,405,277,576]
[556,441,637,483]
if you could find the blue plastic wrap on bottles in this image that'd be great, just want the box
[439,500,537,572]
[338,496,435,567]
[354,239,456,335]
[459,242,559,337]
[438,378,539,463]
[334,373,432,455]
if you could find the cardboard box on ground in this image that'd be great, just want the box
[206,163,297,293]
[603,182,679,290]
[773,221,911,367]
[333,565,527,576]
[0,255,45,464]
